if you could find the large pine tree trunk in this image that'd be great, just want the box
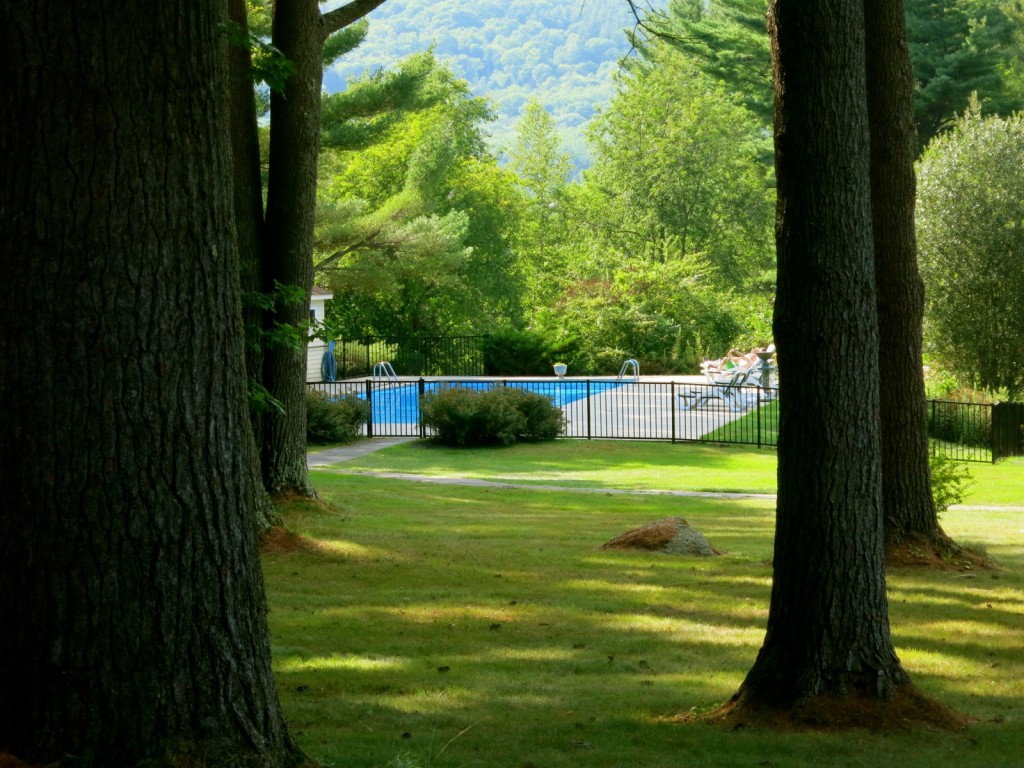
[259,0,390,498]
[734,0,910,711]
[262,0,321,498]
[0,2,301,763]
[864,0,944,551]
[228,0,281,533]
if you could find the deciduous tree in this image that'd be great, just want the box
[917,105,1024,401]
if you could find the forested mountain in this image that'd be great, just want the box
[323,0,662,169]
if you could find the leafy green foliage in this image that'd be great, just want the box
[322,20,370,68]
[929,452,974,516]
[320,49,441,152]
[509,99,573,202]
[512,32,773,375]
[585,46,775,289]
[479,328,564,375]
[248,378,285,416]
[305,391,370,443]
[916,104,1024,400]
[419,386,564,445]
[530,256,746,375]
[640,0,1024,148]
[222,17,296,93]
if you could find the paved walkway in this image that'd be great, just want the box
[306,437,416,467]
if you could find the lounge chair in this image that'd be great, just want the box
[679,367,757,412]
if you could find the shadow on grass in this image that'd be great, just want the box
[262,474,1024,768]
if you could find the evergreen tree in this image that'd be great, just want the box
[733,0,914,719]
[258,0,388,498]
[508,99,574,306]
[315,58,522,338]
[906,0,1022,143]
[1,1,302,762]
[866,0,949,553]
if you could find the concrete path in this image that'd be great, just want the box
[306,437,416,467]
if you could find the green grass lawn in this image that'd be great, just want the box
[336,439,781,494]
[266,442,1024,768]
[332,438,1023,506]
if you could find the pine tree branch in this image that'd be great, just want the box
[322,0,389,37]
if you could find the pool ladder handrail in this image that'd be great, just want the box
[617,358,640,381]
[372,361,398,382]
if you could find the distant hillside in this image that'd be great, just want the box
[323,0,663,170]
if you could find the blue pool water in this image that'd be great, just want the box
[361,380,626,424]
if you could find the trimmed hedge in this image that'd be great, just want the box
[420,385,564,446]
[306,390,370,444]
[480,328,563,376]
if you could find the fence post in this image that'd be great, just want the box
[418,378,426,439]
[587,379,592,440]
[670,381,676,443]
[365,378,374,438]
[757,386,762,448]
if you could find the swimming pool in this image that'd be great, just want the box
[361,379,627,425]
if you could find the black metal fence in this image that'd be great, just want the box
[309,378,780,445]
[330,336,486,378]
[926,398,1024,462]
[309,377,1024,463]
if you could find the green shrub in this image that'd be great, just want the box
[306,390,370,444]
[929,452,974,517]
[420,386,564,446]
[480,329,565,375]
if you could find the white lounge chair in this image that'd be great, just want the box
[679,367,756,412]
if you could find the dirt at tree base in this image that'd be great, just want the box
[261,493,348,554]
[678,684,973,733]
[886,531,996,571]
[259,526,326,554]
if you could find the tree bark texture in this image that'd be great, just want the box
[864,0,941,547]
[262,0,322,497]
[259,0,391,498]
[736,0,910,708]
[228,0,280,533]
[0,2,300,764]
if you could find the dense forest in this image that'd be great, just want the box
[324,0,659,169]
[314,0,1024,391]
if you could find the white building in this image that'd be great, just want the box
[307,286,333,383]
